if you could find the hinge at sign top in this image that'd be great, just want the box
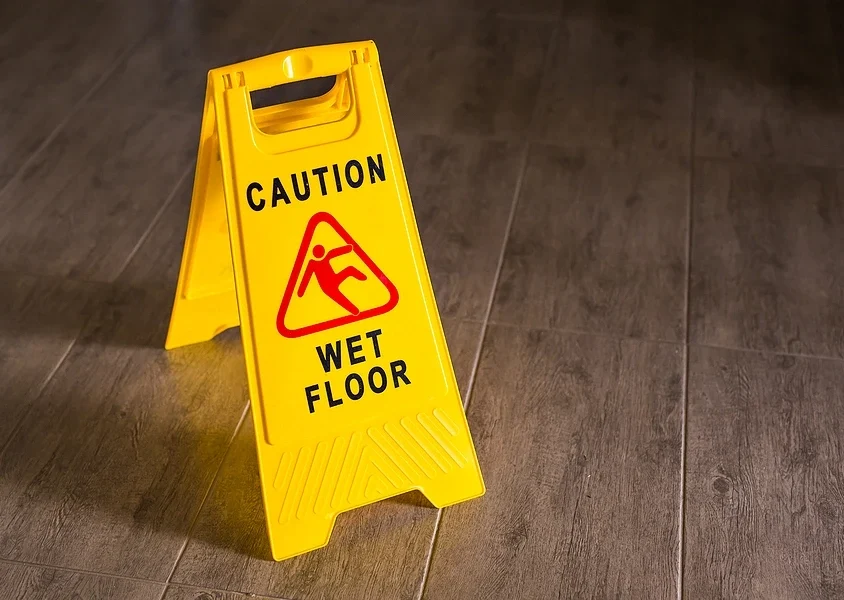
[222,72,246,89]
[350,48,371,65]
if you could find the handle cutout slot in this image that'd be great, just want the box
[250,76,337,109]
[250,75,352,136]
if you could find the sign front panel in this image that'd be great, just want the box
[169,42,484,560]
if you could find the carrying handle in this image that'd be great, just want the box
[217,42,378,156]
[252,73,350,135]
[220,42,374,94]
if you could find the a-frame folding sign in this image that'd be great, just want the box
[166,42,484,561]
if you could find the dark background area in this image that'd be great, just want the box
[1,0,843,598]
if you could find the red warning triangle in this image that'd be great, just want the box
[277,212,399,338]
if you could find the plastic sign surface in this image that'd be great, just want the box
[165,42,485,561]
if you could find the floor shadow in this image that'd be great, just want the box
[0,323,253,572]
[566,0,844,113]
[0,271,185,351]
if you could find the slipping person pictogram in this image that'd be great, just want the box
[277,212,399,338]
[297,244,367,315]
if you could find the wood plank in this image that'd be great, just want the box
[831,2,844,87]
[690,160,844,356]
[371,0,561,18]
[401,135,522,319]
[117,177,192,293]
[0,1,163,190]
[684,345,844,598]
[170,318,482,599]
[90,0,298,112]
[164,584,274,600]
[0,103,197,281]
[0,273,102,448]
[533,16,692,155]
[562,0,691,23]
[0,287,248,579]
[693,0,844,166]
[491,144,687,341]
[0,561,163,599]
[423,325,683,599]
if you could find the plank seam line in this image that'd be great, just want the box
[0,557,296,600]
[677,28,698,600]
[0,31,148,206]
[414,13,562,599]
[0,339,77,463]
[160,401,251,592]
[113,165,193,281]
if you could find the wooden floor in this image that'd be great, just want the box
[2,0,844,598]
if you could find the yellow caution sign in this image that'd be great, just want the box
[166,42,485,561]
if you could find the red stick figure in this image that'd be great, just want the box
[297,244,367,315]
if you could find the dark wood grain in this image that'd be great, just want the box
[404,135,522,319]
[170,318,481,599]
[164,585,274,600]
[0,104,197,281]
[0,273,102,448]
[91,0,297,113]
[0,287,249,579]
[0,1,163,190]
[684,345,844,599]
[832,2,844,88]
[562,0,692,23]
[693,1,844,166]
[423,325,683,599]
[492,144,687,341]
[370,0,561,18]
[0,561,163,599]
[117,177,192,293]
[690,160,844,356]
[533,16,692,155]
[271,4,552,138]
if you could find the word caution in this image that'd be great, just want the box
[246,154,387,211]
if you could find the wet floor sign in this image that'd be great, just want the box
[165,42,485,561]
